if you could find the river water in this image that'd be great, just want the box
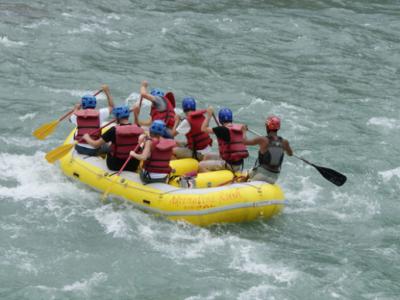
[1,1,399,299]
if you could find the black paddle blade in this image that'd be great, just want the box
[314,165,347,186]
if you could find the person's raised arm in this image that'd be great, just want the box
[283,139,293,156]
[69,103,81,123]
[244,135,265,146]
[171,114,182,137]
[101,84,115,113]
[131,101,152,126]
[201,106,214,134]
[140,80,157,103]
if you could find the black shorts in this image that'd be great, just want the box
[106,155,140,172]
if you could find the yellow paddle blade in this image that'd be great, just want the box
[102,176,119,202]
[32,120,59,140]
[45,143,74,164]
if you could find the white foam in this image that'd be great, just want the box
[1,247,38,275]
[107,14,121,20]
[41,86,107,101]
[236,98,266,115]
[106,41,120,48]
[284,176,322,206]
[0,136,48,148]
[367,117,400,129]
[136,221,229,260]
[379,167,400,182]
[24,20,49,29]
[0,222,23,239]
[62,272,107,293]
[185,291,223,300]
[0,152,85,202]
[0,36,26,47]
[238,283,277,300]
[230,245,298,284]
[173,18,185,26]
[19,112,37,121]
[93,205,132,239]
[321,189,380,221]
[67,24,119,35]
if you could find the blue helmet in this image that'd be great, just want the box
[81,95,97,109]
[150,88,165,97]
[112,105,130,119]
[150,120,166,136]
[182,97,196,112]
[218,108,233,123]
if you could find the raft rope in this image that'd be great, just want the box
[70,150,269,195]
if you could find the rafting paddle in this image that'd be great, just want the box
[293,155,347,187]
[247,128,347,186]
[102,143,142,201]
[33,89,102,140]
[45,119,116,164]
[211,112,221,126]
[133,96,143,126]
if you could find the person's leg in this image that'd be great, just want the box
[198,160,225,172]
[201,153,220,160]
[249,168,278,184]
[173,147,193,159]
[98,143,110,155]
[75,144,99,156]
[140,170,167,184]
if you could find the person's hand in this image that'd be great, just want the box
[129,150,137,158]
[74,103,81,110]
[101,84,109,93]
[132,102,140,113]
[141,80,148,88]
[243,124,248,131]
[206,106,214,117]
[82,133,90,141]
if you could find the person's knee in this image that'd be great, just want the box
[199,160,224,172]
[174,147,191,159]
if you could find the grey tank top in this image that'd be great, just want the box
[257,136,284,173]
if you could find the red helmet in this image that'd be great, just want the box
[266,115,281,131]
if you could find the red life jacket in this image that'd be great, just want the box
[185,110,212,150]
[143,138,176,174]
[74,109,100,143]
[217,124,249,163]
[110,124,144,159]
[150,96,176,129]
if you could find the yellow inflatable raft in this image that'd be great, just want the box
[58,130,286,226]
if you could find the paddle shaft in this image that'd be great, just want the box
[134,96,143,126]
[211,113,221,126]
[247,127,346,186]
[115,142,143,175]
[58,89,103,122]
[102,142,143,200]
[76,118,116,144]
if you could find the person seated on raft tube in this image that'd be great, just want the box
[199,107,249,173]
[69,84,115,156]
[171,97,213,160]
[129,120,176,184]
[132,80,176,138]
[82,105,144,172]
[244,115,293,184]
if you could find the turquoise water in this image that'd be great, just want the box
[1,1,400,299]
